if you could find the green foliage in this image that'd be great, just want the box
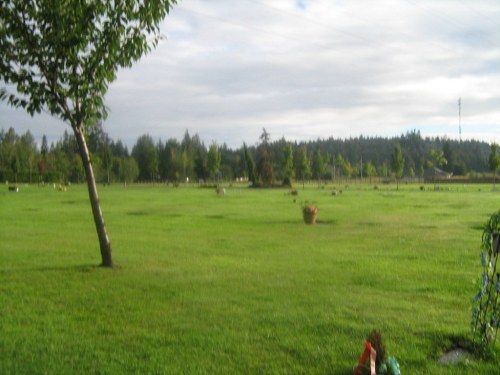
[256,128,274,186]
[364,161,377,182]
[3,126,500,187]
[430,149,448,169]
[489,144,500,187]
[489,144,500,173]
[113,156,139,183]
[367,330,387,369]
[1,0,179,266]
[311,148,326,181]
[391,143,405,190]
[294,145,311,185]
[471,210,500,354]
[281,143,294,186]
[243,142,257,185]
[0,0,177,125]
[207,141,221,181]
[391,143,405,178]
[131,134,159,181]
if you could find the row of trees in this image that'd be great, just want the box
[1,126,498,186]
[0,126,138,184]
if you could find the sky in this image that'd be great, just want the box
[1,0,499,149]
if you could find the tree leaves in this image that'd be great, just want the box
[471,210,500,353]
[0,0,177,127]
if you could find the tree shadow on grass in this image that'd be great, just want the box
[330,369,355,375]
[433,334,475,357]
[316,219,337,225]
[127,210,183,218]
[264,219,338,225]
[0,263,109,274]
[205,214,227,220]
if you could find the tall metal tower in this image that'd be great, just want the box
[458,97,462,142]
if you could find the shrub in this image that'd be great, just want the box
[471,210,500,354]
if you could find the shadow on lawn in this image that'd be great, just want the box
[0,264,106,274]
[330,369,355,375]
[263,219,338,225]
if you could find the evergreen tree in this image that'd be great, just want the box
[281,143,294,187]
[132,134,159,182]
[256,128,274,186]
[312,148,326,183]
[243,143,257,186]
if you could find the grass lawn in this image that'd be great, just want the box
[1,182,499,374]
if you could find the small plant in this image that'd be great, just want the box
[471,210,500,354]
[368,329,387,371]
[354,330,401,375]
[302,202,318,224]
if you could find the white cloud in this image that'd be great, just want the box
[1,0,499,148]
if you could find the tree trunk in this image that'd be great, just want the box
[73,125,113,267]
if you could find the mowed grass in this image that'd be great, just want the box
[1,183,499,374]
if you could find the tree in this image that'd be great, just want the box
[0,128,17,182]
[194,148,208,182]
[343,160,354,178]
[39,134,49,183]
[281,143,294,187]
[207,141,221,183]
[0,0,177,267]
[132,135,158,182]
[335,153,345,179]
[180,130,197,181]
[18,131,37,183]
[11,153,20,184]
[428,149,448,187]
[324,151,333,180]
[311,148,326,183]
[295,145,311,189]
[158,138,183,183]
[101,144,113,184]
[430,149,447,170]
[87,122,113,183]
[364,161,377,184]
[114,156,139,184]
[256,128,274,186]
[243,143,257,186]
[391,143,405,190]
[442,141,455,173]
[489,143,500,188]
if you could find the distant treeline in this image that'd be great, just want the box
[0,126,495,185]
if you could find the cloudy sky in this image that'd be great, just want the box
[1,0,499,149]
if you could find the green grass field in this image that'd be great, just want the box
[1,182,499,374]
